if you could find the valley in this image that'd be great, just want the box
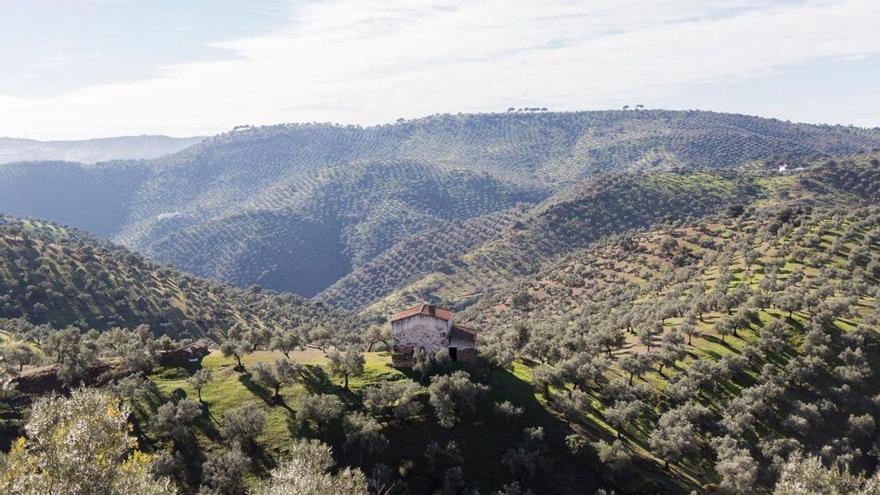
[2,111,880,494]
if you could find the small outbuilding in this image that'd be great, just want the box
[389,304,477,368]
[157,340,210,366]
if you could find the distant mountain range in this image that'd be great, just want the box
[0,110,878,306]
[0,135,204,164]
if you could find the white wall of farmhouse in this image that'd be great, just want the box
[391,314,452,352]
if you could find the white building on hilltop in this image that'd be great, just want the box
[390,303,477,367]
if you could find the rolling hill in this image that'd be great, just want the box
[0,110,879,300]
[1,116,880,495]
[365,155,880,318]
[0,215,346,339]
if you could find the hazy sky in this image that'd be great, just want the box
[2,0,879,139]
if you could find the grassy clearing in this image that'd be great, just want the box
[145,349,608,494]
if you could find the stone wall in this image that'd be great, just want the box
[391,314,451,352]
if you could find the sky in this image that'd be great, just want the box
[1,0,879,140]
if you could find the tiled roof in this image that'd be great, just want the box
[390,303,455,322]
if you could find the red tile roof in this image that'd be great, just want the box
[391,303,455,322]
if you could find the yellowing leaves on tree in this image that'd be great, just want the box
[0,387,175,495]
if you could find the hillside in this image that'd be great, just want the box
[454,195,880,492]
[139,160,545,296]
[0,135,204,164]
[314,206,529,310]
[1,110,879,297]
[5,186,876,494]
[362,169,763,316]
[361,156,880,317]
[1,148,879,495]
[0,215,346,339]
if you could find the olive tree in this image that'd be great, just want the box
[295,394,344,438]
[343,412,388,460]
[501,427,548,483]
[650,403,708,469]
[187,368,212,403]
[252,358,300,400]
[604,399,643,438]
[252,439,368,495]
[328,348,365,390]
[200,447,251,495]
[152,399,203,444]
[361,379,423,422]
[223,403,267,451]
[428,371,489,428]
[0,387,174,495]
[712,435,758,494]
[773,453,880,495]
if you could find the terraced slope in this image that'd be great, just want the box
[365,156,880,317]
[315,206,530,310]
[364,169,765,316]
[459,197,880,492]
[1,110,879,298]
[0,216,345,339]
[140,161,545,296]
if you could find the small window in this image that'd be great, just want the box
[449,347,458,361]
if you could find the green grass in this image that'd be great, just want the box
[144,349,611,494]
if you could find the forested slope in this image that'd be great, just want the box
[0,216,345,339]
[1,110,878,297]
[458,174,880,492]
[365,156,880,317]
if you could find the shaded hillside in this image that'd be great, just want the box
[0,161,150,237]
[364,169,766,316]
[0,135,203,164]
[141,161,545,296]
[364,156,880,317]
[1,110,879,298]
[315,206,529,310]
[0,216,345,339]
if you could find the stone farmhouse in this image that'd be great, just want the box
[390,303,477,367]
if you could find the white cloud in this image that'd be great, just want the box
[1,0,878,139]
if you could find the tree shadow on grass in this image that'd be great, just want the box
[194,406,224,443]
[238,373,276,405]
[247,443,277,475]
[298,365,337,395]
